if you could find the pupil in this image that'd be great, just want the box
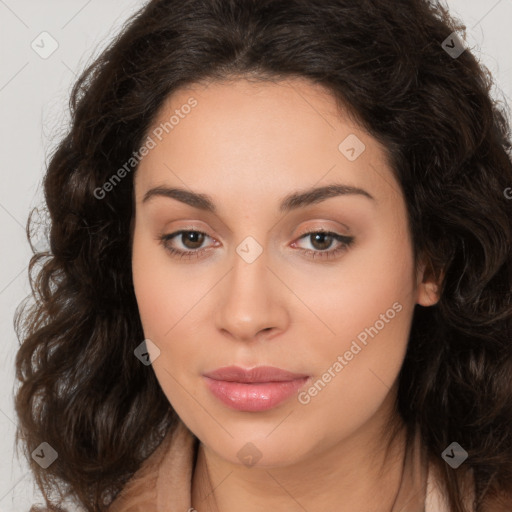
[313,233,331,250]
[185,232,203,248]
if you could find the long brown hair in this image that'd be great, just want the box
[14,0,512,510]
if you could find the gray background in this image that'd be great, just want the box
[1,0,511,510]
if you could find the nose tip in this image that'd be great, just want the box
[214,254,289,343]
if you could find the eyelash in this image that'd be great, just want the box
[157,229,354,261]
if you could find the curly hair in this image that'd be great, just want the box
[13,0,512,510]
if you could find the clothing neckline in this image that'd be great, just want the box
[108,417,460,512]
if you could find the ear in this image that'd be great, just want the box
[415,258,443,307]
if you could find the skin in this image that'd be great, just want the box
[131,77,441,511]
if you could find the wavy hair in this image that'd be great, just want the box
[13,0,512,510]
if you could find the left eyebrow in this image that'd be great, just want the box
[141,183,375,213]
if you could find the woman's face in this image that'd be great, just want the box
[131,77,438,467]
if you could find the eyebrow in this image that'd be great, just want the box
[142,183,375,213]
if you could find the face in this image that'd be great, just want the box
[131,77,438,468]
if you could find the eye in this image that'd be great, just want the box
[158,230,214,260]
[157,229,355,261]
[291,230,355,260]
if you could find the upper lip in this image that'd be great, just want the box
[203,366,309,383]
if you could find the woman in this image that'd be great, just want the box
[13,0,512,511]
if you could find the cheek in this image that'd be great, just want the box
[131,223,189,335]
[299,226,416,391]
[298,225,414,340]
[131,231,199,410]
[294,264,414,447]
[131,225,208,375]
[131,223,185,345]
[131,235,165,339]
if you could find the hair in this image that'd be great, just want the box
[13,0,512,510]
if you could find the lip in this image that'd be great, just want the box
[202,366,310,411]
[203,365,309,383]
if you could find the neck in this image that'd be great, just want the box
[191,398,414,512]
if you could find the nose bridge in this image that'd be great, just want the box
[215,234,285,340]
[233,237,268,298]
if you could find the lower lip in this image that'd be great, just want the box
[203,376,310,412]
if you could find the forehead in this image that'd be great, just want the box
[134,78,400,209]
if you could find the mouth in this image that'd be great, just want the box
[202,366,311,412]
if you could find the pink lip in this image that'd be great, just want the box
[202,366,310,412]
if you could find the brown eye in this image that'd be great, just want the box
[308,232,335,251]
[158,230,214,260]
[292,230,355,261]
[178,231,206,250]
[158,229,354,262]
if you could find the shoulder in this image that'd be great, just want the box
[425,459,475,512]
[425,459,451,512]
[107,419,197,512]
[107,431,175,512]
[426,460,512,512]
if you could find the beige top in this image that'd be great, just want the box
[107,418,474,512]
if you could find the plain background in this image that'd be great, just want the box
[0,1,511,510]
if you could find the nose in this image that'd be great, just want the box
[214,247,289,343]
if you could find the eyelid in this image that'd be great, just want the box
[159,221,350,245]
[293,223,351,238]
[158,224,354,262]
